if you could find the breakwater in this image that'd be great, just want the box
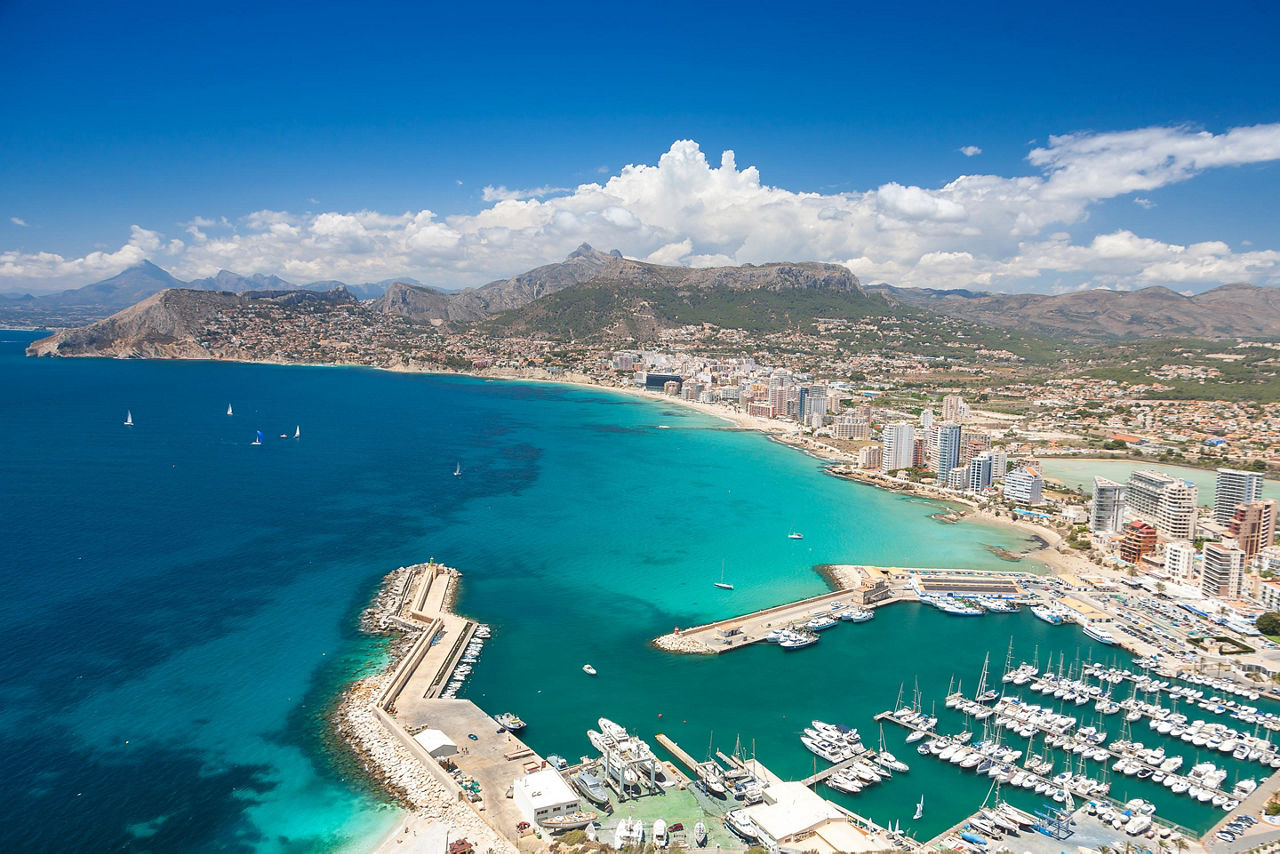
[333,563,518,854]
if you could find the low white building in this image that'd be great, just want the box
[512,768,580,826]
[412,729,458,759]
[745,782,889,853]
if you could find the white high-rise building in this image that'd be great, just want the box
[880,422,915,472]
[1126,470,1198,541]
[1157,482,1198,542]
[805,385,828,422]
[932,422,963,481]
[1127,470,1177,519]
[1164,540,1196,580]
[968,453,994,492]
[989,449,1008,481]
[1004,467,1044,505]
[1202,542,1245,599]
[920,409,935,431]
[1216,468,1264,524]
[947,465,969,491]
[1089,476,1127,533]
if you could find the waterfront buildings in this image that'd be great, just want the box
[1126,470,1178,519]
[880,422,915,472]
[1157,482,1198,542]
[989,449,1008,481]
[1126,470,1197,541]
[833,415,869,440]
[1003,466,1044,505]
[1089,476,1127,534]
[1216,468,1264,524]
[968,452,994,492]
[932,421,963,481]
[1164,540,1196,581]
[856,445,881,470]
[768,370,793,418]
[1202,542,1246,599]
[1120,521,1158,564]
[1230,499,1278,558]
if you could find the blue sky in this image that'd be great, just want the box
[2,0,1279,293]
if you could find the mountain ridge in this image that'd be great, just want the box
[867,281,1280,342]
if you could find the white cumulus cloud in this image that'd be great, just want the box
[10,217,28,227]
[959,146,983,157]
[5,123,1280,295]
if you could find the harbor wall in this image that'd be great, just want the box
[378,618,440,711]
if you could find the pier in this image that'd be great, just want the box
[799,752,874,787]
[653,565,1042,654]
[655,572,907,654]
[654,733,702,774]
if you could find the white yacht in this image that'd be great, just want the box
[1083,623,1117,645]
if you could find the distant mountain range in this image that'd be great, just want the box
[16,246,1280,352]
[368,244,868,332]
[867,282,1280,343]
[0,261,421,326]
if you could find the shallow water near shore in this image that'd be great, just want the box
[5,330,1236,851]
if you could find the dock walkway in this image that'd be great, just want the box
[658,589,906,654]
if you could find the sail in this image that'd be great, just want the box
[294,426,300,438]
[227,404,233,416]
[255,431,263,444]
[124,410,133,425]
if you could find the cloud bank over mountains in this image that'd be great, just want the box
[4,123,1280,294]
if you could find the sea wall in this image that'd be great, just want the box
[333,564,519,854]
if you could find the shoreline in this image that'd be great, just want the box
[27,345,1099,840]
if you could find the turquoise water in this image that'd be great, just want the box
[1041,457,1280,505]
[4,330,1251,851]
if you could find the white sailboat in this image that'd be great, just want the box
[293,425,300,439]
[914,795,924,820]
[454,462,461,477]
[251,430,263,446]
[227,403,233,416]
[787,526,804,540]
[714,560,733,590]
[123,410,133,426]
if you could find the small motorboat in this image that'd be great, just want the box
[583,664,597,675]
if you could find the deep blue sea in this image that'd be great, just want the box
[5,331,1258,851]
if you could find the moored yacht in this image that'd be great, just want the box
[1030,604,1064,625]
[495,712,526,732]
[1083,623,1117,645]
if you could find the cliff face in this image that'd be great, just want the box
[27,287,358,358]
